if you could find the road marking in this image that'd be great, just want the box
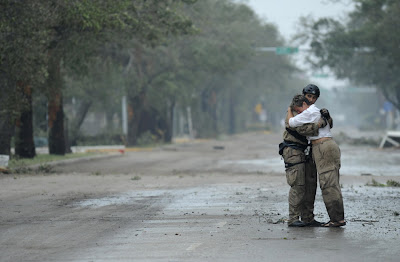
[186,242,203,251]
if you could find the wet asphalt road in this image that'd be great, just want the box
[59,184,400,262]
[0,131,399,261]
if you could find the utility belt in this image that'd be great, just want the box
[278,140,312,169]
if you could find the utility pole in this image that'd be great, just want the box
[122,96,128,136]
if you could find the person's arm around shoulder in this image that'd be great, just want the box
[285,108,319,136]
[292,115,328,137]
[295,123,319,137]
[287,106,314,128]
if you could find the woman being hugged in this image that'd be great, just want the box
[287,94,345,227]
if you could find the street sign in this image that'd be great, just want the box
[312,73,329,78]
[275,47,298,55]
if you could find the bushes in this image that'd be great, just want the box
[75,131,163,146]
[76,133,124,146]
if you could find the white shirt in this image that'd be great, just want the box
[288,104,332,140]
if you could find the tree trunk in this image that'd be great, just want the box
[197,89,218,138]
[209,89,218,137]
[164,100,175,143]
[48,90,65,155]
[0,114,13,156]
[47,54,65,155]
[127,91,146,146]
[228,89,236,135]
[105,110,115,131]
[127,45,147,146]
[64,116,72,153]
[0,73,15,158]
[15,84,36,158]
[69,100,92,146]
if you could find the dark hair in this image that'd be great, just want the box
[290,94,310,109]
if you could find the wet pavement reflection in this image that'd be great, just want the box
[219,144,400,176]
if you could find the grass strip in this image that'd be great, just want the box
[366,178,400,187]
[8,152,100,169]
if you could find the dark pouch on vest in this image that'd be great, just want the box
[278,142,285,155]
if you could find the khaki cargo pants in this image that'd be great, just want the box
[312,139,345,222]
[282,147,317,224]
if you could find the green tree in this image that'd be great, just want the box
[121,0,263,141]
[1,0,197,156]
[32,0,303,148]
[113,1,196,146]
[179,0,298,136]
[119,0,300,141]
[44,0,137,155]
[179,0,263,137]
[64,56,125,146]
[295,0,400,110]
[0,0,52,157]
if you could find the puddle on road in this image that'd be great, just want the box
[75,186,248,210]
[76,190,166,208]
[219,146,400,176]
[219,158,284,173]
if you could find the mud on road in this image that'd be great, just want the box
[0,131,399,262]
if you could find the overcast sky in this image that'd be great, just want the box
[242,0,356,88]
[243,0,355,40]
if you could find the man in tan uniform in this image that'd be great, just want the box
[288,94,345,227]
[279,84,332,227]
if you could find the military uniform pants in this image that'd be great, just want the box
[282,147,317,224]
[303,159,317,223]
[312,139,345,222]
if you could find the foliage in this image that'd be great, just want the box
[63,57,125,145]
[59,0,197,146]
[294,0,400,110]
[60,0,303,142]
[386,180,400,187]
[366,179,400,187]
[0,1,55,155]
[136,131,160,146]
[146,0,299,137]
[2,0,307,152]
[0,0,198,155]
[75,133,124,146]
[366,179,386,187]
[0,0,52,89]
[0,0,52,123]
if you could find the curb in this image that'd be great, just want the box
[27,153,124,169]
